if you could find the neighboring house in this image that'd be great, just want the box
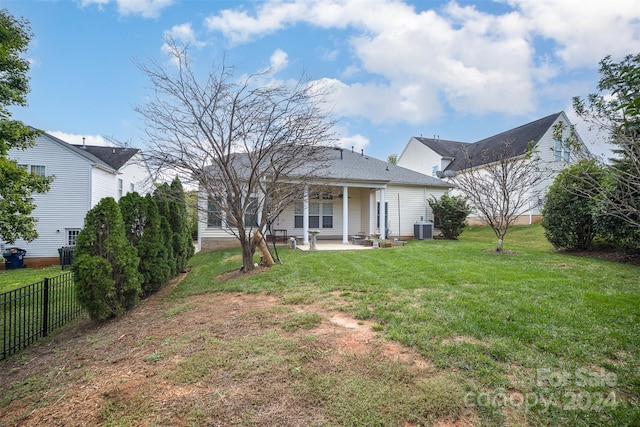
[4,131,153,266]
[398,111,589,224]
[198,147,452,252]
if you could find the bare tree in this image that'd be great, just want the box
[136,42,336,272]
[452,140,547,252]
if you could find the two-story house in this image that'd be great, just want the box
[398,111,589,224]
[4,131,153,266]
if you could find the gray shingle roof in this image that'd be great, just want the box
[40,132,116,171]
[446,112,562,171]
[209,146,452,188]
[413,137,465,158]
[317,147,451,187]
[410,112,563,172]
[72,145,139,170]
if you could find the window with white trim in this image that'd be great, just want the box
[554,140,570,162]
[117,179,123,199]
[31,165,46,177]
[244,197,259,227]
[207,197,223,227]
[67,229,81,246]
[294,193,333,229]
[17,164,46,176]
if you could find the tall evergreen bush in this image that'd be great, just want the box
[72,197,142,320]
[119,192,171,296]
[154,178,193,274]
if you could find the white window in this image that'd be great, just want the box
[17,164,45,176]
[294,193,333,229]
[117,179,123,199]
[554,140,570,162]
[244,197,259,227]
[130,183,135,193]
[432,165,439,177]
[67,229,81,246]
[207,197,223,227]
[30,165,46,177]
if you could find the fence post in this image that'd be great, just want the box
[42,277,50,337]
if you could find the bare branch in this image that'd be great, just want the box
[136,41,336,271]
[452,139,549,251]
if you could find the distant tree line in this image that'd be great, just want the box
[72,177,194,320]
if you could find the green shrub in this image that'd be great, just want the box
[72,197,142,320]
[73,254,117,320]
[119,192,171,296]
[429,194,471,239]
[154,178,193,275]
[542,160,603,250]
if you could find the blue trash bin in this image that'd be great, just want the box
[3,248,27,269]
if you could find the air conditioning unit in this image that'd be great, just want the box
[414,221,433,240]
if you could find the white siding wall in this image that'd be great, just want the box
[118,153,153,196]
[379,185,446,238]
[530,113,586,215]
[5,135,93,258]
[91,167,116,206]
[398,138,443,177]
[425,188,448,221]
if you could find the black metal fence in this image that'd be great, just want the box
[1,271,84,360]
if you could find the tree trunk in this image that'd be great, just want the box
[241,240,255,272]
[496,238,504,252]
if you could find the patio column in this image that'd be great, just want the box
[342,186,349,244]
[379,188,386,239]
[303,185,309,245]
[369,190,376,234]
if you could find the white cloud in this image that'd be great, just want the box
[161,23,207,62]
[80,0,174,19]
[509,0,640,68]
[203,0,640,125]
[47,131,116,147]
[337,133,370,154]
[315,78,441,124]
[269,49,289,72]
[163,23,204,47]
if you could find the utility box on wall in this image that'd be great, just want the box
[413,221,433,240]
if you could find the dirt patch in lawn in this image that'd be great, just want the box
[0,271,477,427]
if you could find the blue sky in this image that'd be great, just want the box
[3,0,640,161]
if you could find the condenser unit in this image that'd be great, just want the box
[413,221,433,240]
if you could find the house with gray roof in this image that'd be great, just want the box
[398,111,590,224]
[4,131,153,265]
[198,146,452,252]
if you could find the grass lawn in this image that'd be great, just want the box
[174,224,640,426]
[0,265,64,294]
